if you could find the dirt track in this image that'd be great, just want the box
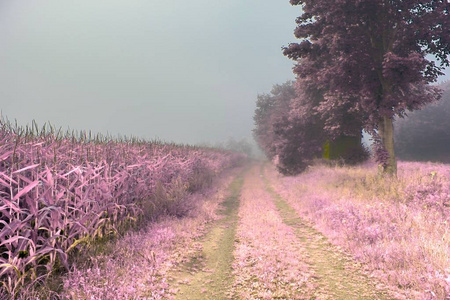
[169,164,395,299]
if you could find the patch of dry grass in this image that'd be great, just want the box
[266,161,450,299]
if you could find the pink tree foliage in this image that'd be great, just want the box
[254,80,367,175]
[272,81,327,175]
[284,0,450,175]
[253,81,326,175]
[253,81,295,160]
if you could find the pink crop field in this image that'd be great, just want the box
[266,160,450,299]
[0,121,245,297]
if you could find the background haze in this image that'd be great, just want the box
[0,1,448,145]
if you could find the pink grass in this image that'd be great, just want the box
[232,167,314,299]
[265,161,450,299]
[62,169,238,299]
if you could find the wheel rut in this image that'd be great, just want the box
[263,170,395,300]
[169,174,244,300]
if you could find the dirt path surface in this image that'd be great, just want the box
[169,175,244,299]
[169,163,396,299]
[231,164,315,299]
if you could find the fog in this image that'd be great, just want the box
[0,0,301,145]
[1,1,449,146]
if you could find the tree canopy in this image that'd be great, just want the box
[253,80,368,175]
[253,82,295,160]
[284,0,450,175]
[253,81,326,174]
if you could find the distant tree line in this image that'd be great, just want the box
[254,0,449,176]
[395,81,450,163]
[253,81,369,175]
[223,137,253,158]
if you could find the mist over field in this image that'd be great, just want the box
[1,1,449,148]
[0,0,302,145]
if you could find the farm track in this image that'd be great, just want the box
[263,172,394,299]
[170,163,396,299]
[169,175,244,299]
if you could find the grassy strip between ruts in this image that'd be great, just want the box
[263,170,396,300]
[231,165,315,299]
[168,173,244,300]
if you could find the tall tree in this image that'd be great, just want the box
[273,80,326,174]
[284,0,450,175]
[254,80,368,175]
[253,81,295,159]
[253,81,326,174]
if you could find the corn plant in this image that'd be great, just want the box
[0,119,245,297]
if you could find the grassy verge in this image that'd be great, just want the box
[264,161,450,298]
[264,175,394,299]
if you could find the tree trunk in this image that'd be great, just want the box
[378,116,397,176]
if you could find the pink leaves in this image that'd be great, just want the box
[12,164,40,175]
[284,0,449,170]
[0,122,245,297]
[11,181,39,202]
[382,52,426,87]
[0,172,18,186]
[0,151,13,161]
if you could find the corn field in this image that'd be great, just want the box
[0,120,245,297]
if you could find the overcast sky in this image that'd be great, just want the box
[0,0,301,144]
[0,1,449,145]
